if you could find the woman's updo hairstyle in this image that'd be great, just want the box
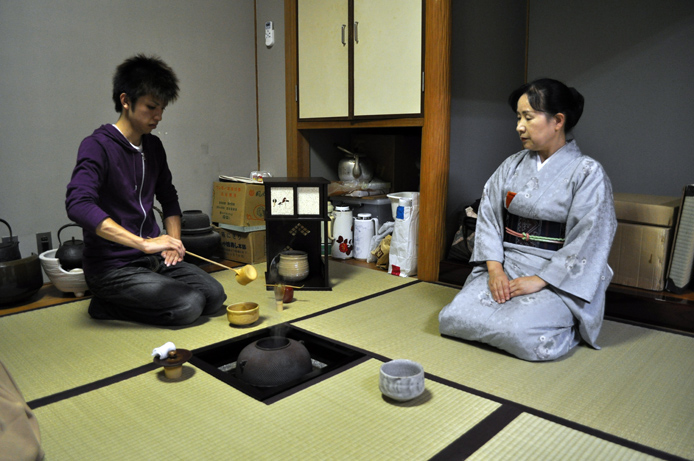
[508,78,584,133]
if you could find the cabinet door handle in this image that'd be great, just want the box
[341,24,346,46]
[354,21,359,44]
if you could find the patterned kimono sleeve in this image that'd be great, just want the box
[470,156,520,265]
[537,159,617,303]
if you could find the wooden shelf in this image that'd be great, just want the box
[328,256,385,272]
[297,117,424,130]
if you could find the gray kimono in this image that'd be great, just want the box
[439,140,617,361]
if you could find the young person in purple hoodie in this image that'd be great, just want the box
[66,54,226,325]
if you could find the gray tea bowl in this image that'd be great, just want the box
[379,359,425,402]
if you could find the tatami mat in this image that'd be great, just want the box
[34,359,499,460]
[468,413,660,460]
[4,263,693,459]
[295,282,694,460]
[0,262,411,402]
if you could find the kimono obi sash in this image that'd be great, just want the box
[504,212,566,251]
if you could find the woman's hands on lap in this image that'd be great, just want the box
[486,261,547,303]
[487,261,511,303]
[509,276,547,298]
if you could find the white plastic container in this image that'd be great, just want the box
[387,192,419,219]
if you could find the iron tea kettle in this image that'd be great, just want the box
[0,219,21,263]
[56,223,84,271]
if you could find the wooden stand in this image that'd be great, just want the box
[264,177,332,291]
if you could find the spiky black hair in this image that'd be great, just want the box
[112,54,179,112]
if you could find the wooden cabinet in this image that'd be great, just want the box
[264,177,332,291]
[298,0,423,120]
[285,0,451,282]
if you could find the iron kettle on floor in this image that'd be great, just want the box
[56,223,84,271]
[0,219,21,262]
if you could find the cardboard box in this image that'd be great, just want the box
[613,193,680,226]
[216,227,266,264]
[608,222,673,291]
[608,194,679,291]
[211,181,265,227]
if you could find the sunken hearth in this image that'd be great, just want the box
[191,325,367,403]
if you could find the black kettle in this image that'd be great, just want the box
[0,218,21,263]
[56,223,84,271]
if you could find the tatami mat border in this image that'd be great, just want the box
[288,279,421,323]
[27,363,158,410]
[431,406,524,460]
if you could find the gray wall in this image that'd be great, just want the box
[0,0,261,261]
[446,0,694,248]
[446,0,527,243]
[527,0,694,197]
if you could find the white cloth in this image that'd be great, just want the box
[151,342,176,359]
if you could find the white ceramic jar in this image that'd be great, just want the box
[330,206,354,259]
[353,213,380,260]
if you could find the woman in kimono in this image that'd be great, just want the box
[439,79,617,361]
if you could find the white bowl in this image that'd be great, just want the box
[379,359,425,402]
[386,192,419,218]
[39,249,88,297]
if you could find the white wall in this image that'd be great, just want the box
[256,0,288,176]
[0,0,258,259]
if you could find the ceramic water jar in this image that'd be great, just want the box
[277,251,309,282]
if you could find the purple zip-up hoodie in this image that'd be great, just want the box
[66,124,182,276]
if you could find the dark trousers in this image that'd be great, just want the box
[85,255,227,326]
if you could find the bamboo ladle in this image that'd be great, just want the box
[185,251,257,285]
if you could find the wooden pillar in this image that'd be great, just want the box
[418,0,451,281]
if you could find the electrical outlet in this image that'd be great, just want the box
[36,232,52,253]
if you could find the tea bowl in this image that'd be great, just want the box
[226,302,260,326]
[379,359,425,402]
